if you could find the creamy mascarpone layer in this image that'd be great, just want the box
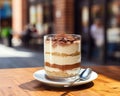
[45,66,80,75]
[44,42,81,54]
[45,54,81,65]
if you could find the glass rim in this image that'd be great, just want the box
[44,34,81,38]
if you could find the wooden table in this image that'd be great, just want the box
[0,66,120,96]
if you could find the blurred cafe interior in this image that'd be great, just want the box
[0,0,120,65]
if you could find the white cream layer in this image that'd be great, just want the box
[45,66,80,75]
[45,54,81,65]
[44,42,81,54]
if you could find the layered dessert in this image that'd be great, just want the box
[44,34,81,78]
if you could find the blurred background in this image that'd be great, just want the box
[0,0,120,68]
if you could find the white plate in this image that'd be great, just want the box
[33,69,98,87]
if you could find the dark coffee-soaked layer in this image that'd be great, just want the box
[45,62,80,71]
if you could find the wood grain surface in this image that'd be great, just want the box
[0,66,120,96]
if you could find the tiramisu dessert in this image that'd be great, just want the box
[44,34,81,78]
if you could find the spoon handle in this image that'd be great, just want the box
[64,78,80,87]
[64,68,92,87]
[64,70,85,87]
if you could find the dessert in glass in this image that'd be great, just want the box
[44,34,81,79]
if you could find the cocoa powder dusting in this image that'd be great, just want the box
[46,34,80,47]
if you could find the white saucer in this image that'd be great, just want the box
[33,69,98,87]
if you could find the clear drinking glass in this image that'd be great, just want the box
[44,34,81,79]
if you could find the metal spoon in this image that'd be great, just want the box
[64,68,92,87]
